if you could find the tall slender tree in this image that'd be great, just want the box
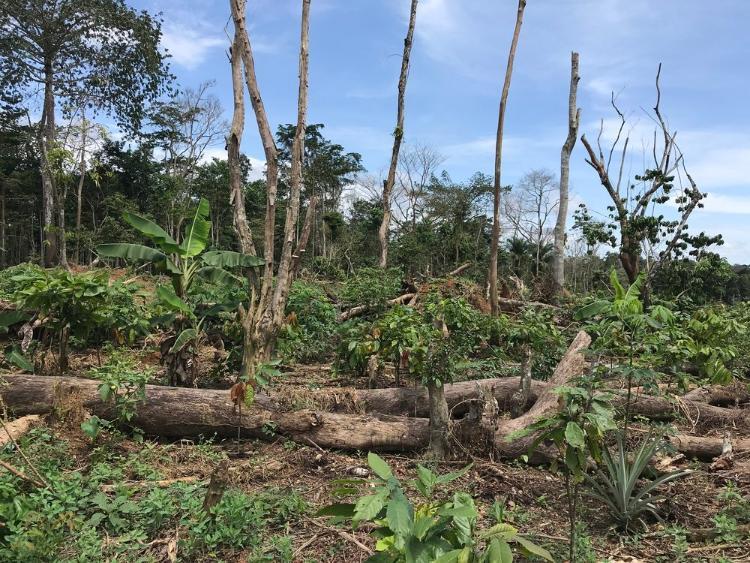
[378,0,418,268]
[552,52,580,296]
[0,0,172,266]
[489,0,526,315]
[227,15,255,256]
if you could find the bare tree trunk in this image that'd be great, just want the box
[227,22,256,257]
[552,52,580,295]
[0,180,5,269]
[40,59,57,267]
[427,381,450,458]
[378,0,418,268]
[58,183,69,269]
[73,113,89,264]
[489,0,526,315]
[230,0,312,378]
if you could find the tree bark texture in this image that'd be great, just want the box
[427,381,450,458]
[489,0,526,316]
[1,375,747,458]
[230,0,314,376]
[227,16,256,257]
[40,59,57,266]
[378,0,418,268]
[552,51,580,295]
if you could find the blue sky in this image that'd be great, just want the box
[130,0,750,263]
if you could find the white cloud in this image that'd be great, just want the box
[199,149,266,182]
[699,192,750,215]
[161,26,225,70]
[247,157,266,181]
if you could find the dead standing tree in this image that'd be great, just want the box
[378,0,418,268]
[227,5,255,257]
[552,52,580,296]
[579,64,712,294]
[229,0,317,381]
[489,0,527,315]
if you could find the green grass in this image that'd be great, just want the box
[0,428,307,562]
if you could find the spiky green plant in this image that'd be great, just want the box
[584,433,690,530]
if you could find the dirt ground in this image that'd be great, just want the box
[6,348,750,562]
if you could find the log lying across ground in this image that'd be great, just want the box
[1,374,429,451]
[493,331,591,461]
[668,434,750,460]
[302,377,546,417]
[1,373,747,457]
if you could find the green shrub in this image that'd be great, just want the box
[584,433,690,530]
[319,453,553,562]
[82,349,152,439]
[0,263,42,300]
[9,268,151,370]
[0,429,307,562]
[340,267,402,311]
[277,281,337,363]
[335,320,380,376]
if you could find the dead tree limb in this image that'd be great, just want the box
[0,459,44,487]
[447,262,472,277]
[338,293,416,322]
[494,330,590,460]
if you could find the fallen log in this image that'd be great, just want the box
[493,331,591,460]
[0,415,41,448]
[0,374,429,452]
[668,434,750,460]
[682,383,750,407]
[300,378,748,428]
[622,392,749,427]
[338,293,416,322]
[1,374,747,456]
[497,297,559,312]
[301,377,545,418]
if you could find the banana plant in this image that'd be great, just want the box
[96,199,263,385]
[97,198,263,299]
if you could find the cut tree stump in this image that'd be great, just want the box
[0,414,41,448]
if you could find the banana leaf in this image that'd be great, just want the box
[179,198,211,258]
[122,211,181,254]
[170,328,198,354]
[202,250,265,268]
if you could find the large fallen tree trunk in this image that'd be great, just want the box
[300,377,546,417]
[669,434,750,460]
[1,374,747,456]
[682,383,750,407]
[0,374,429,451]
[493,330,591,460]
